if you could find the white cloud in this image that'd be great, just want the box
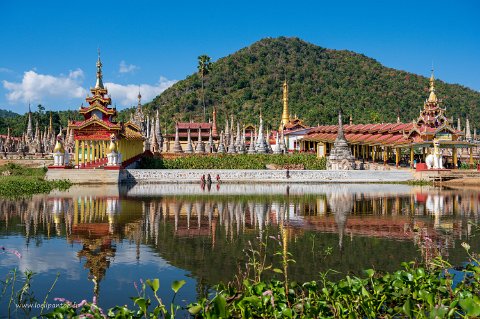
[2,69,87,103]
[119,60,139,74]
[105,76,177,106]
[0,67,13,73]
[1,67,176,110]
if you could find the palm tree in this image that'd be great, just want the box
[197,55,211,121]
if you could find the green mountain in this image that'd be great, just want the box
[142,37,480,132]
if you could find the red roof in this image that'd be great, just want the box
[177,122,213,130]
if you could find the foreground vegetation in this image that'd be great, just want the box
[36,234,480,318]
[0,163,70,197]
[138,153,327,170]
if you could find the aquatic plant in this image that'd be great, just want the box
[0,163,71,197]
[41,279,186,319]
[0,269,59,318]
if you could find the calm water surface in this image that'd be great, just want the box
[1,183,479,317]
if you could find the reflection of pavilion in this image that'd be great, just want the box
[69,196,121,300]
[46,195,144,301]
[77,238,116,298]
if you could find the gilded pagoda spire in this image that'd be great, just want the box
[427,69,437,103]
[95,49,104,89]
[212,106,218,136]
[281,80,289,130]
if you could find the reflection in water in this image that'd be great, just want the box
[327,188,354,250]
[1,184,480,312]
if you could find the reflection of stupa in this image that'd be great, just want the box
[426,194,445,229]
[327,190,354,249]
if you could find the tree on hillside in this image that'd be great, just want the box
[197,55,211,121]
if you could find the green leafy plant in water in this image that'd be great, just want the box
[0,268,58,318]
[42,278,186,319]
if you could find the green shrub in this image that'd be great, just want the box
[139,154,327,170]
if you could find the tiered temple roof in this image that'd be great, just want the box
[68,52,142,142]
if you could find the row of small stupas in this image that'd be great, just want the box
[128,79,309,155]
[0,110,60,155]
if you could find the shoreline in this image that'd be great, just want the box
[46,168,416,184]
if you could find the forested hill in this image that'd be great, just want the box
[0,109,19,118]
[0,108,81,136]
[144,37,480,131]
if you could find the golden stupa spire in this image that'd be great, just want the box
[280,79,289,130]
[427,68,437,103]
[95,49,104,89]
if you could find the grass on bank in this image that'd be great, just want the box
[0,163,70,197]
[138,153,327,170]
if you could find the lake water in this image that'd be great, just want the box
[0,183,479,318]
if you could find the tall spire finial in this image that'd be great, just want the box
[430,65,435,87]
[137,87,142,109]
[427,67,437,103]
[27,102,33,139]
[335,108,347,142]
[49,111,53,134]
[212,106,218,136]
[95,49,104,89]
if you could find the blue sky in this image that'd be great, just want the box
[0,0,478,113]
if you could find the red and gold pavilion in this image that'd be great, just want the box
[300,71,476,168]
[68,53,144,168]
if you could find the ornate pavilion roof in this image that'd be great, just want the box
[283,117,309,131]
[122,122,144,140]
[80,51,114,116]
[69,52,143,141]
